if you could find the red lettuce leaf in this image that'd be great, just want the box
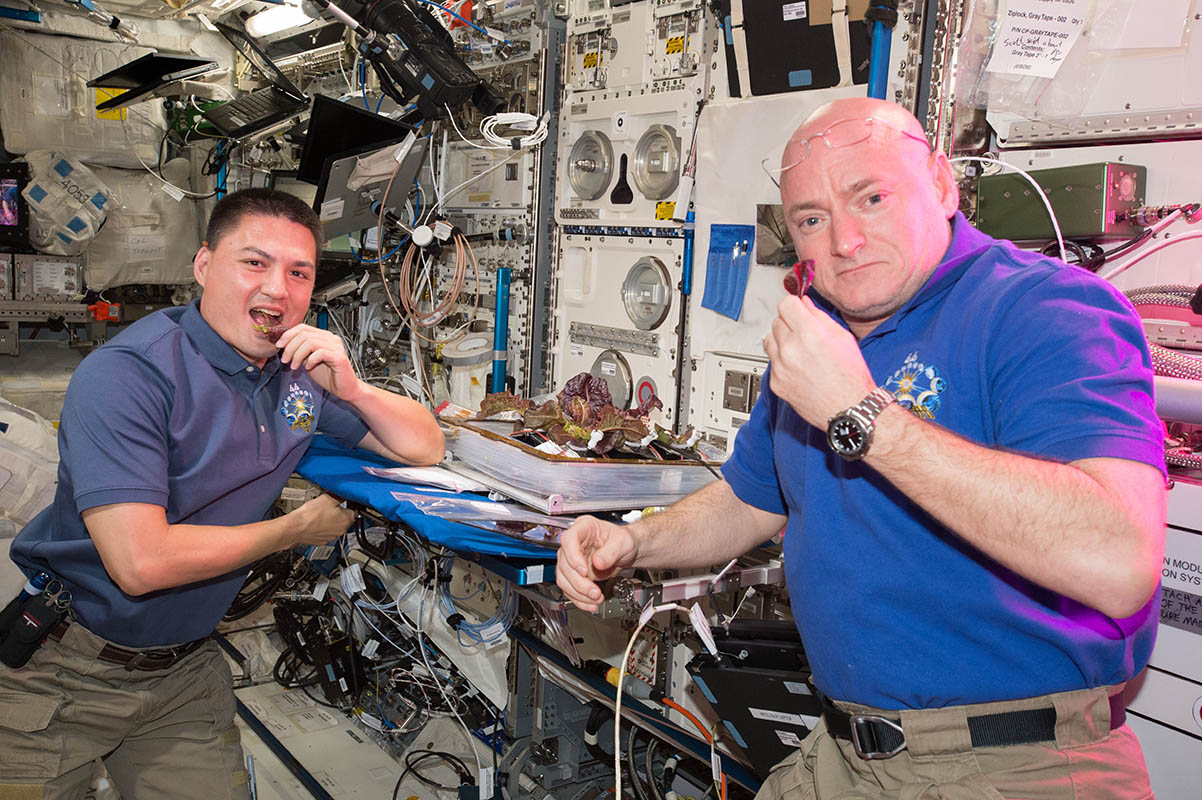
[558,372,612,417]
[522,400,566,431]
[633,393,663,418]
[476,391,531,419]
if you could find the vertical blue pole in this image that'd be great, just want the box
[867,22,891,100]
[216,142,228,199]
[316,309,328,330]
[492,267,511,393]
[681,210,695,296]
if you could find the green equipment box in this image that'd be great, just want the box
[976,162,1146,242]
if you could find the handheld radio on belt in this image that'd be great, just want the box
[0,572,72,668]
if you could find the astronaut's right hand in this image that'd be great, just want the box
[556,516,639,613]
[289,493,355,547]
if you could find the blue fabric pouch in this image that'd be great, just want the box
[701,224,756,320]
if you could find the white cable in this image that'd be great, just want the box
[121,115,216,199]
[410,334,432,407]
[480,112,549,149]
[338,48,353,92]
[353,601,418,657]
[204,84,237,101]
[951,156,1066,263]
[443,105,549,151]
[436,129,449,217]
[324,307,366,377]
[615,603,681,800]
[1099,231,1202,282]
[417,584,484,779]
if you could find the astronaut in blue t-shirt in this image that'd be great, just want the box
[557,98,1166,797]
[2,189,445,799]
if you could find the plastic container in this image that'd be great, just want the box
[442,333,493,412]
[442,419,718,514]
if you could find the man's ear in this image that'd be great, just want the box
[930,152,961,218]
[193,243,210,288]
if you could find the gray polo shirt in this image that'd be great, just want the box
[11,301,369,647]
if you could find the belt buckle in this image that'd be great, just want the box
[849,714,907,760]
[124,652,154,671]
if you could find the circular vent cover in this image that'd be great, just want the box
[631,124,681,200]
[621,256,673,330]
[567,130,614,201]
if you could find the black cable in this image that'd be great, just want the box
[156,125,170,174]
[645,737,666,800]
[1102,228,1154,261]
[272,649,319,689]
[492,704,503,797]
[301,681,346,711]
[392,750,473,799]
[225,550,303,621]
[627,726,649,800]
[584,701,611,763]
[677,446,724,481]
[1039,239,1105,272]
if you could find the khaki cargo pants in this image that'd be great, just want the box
[755,687,1153,800]
[0,622,250,800]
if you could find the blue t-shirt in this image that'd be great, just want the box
[11,302,369,647]
[722,214,1165,710]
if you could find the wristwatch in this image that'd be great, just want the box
[826,387,897,461]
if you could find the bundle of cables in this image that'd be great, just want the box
[446,106,550,150]
[392,230,482,343]
[436,557,518,647]
[223,549,311,622]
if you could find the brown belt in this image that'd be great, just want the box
[49,620,209,672]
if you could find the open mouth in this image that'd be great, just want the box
[250,308,285,341]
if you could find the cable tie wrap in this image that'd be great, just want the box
[864,0,899,28]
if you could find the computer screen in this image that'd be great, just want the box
[0,179,18,227]
[87,53,216,90]
[296,95,414,186]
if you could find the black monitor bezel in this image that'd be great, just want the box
[296,94,414,186]
[0,163,31,252]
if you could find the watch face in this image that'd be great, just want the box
[829,416,867,455]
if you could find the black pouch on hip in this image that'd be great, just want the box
[0,596,63,668]
[0,593,25,644]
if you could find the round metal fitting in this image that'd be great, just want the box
[567,130,614,200]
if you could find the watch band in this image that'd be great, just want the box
[856,387,896,420]
[826,387,897,461]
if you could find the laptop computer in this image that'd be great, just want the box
[88,53,218,111]
[202,22,309,139]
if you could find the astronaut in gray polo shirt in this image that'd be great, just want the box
[1,188,445,799]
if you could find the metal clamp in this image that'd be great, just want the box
[849,714,907,760]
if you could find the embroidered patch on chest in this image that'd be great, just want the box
[281,383,316,432]
[884,352,947,420]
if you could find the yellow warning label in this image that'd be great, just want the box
[656,201,676,220]
[665,36,685,55]
[583,52,599,68]
[95,89,127,121]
